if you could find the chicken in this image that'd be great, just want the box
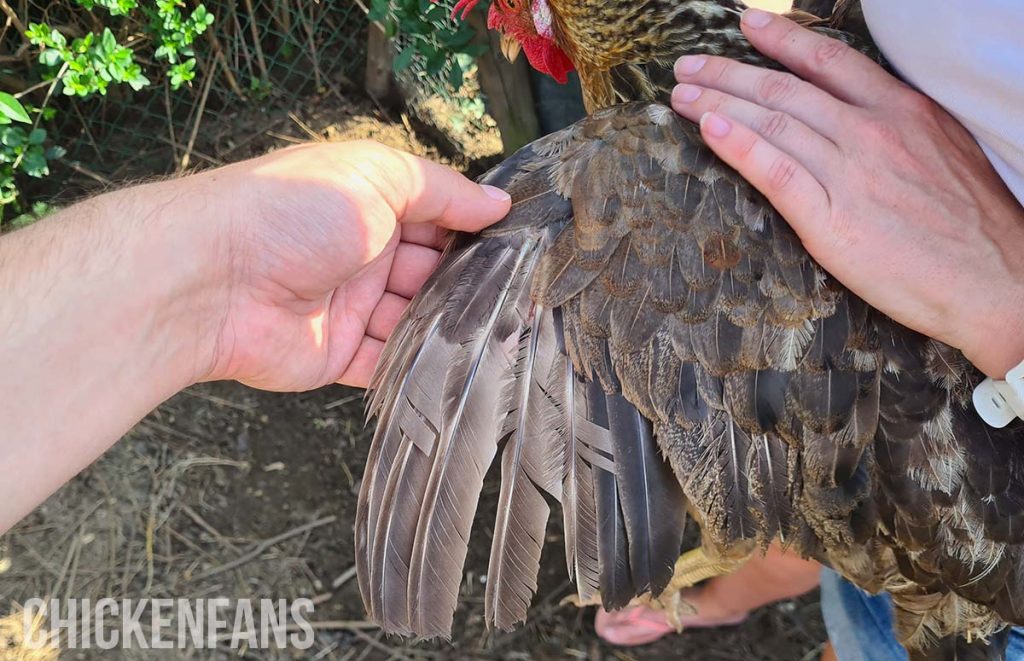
[355,1,1024,658]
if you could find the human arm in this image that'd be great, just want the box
[0,141,511,533]
[670,8,1024,378]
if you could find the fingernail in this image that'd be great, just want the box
[676,55,707,76]
[481,184,511,202]
[742,8,773,28]
[700,112,732,138]
[673,84,703,104]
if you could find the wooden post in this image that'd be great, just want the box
[365,23,399,107]
[468,10,540,155]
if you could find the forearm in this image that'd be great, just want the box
[0,177,224,532]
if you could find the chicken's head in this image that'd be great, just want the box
[449,0,574,84]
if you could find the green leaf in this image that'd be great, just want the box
[101,28,116,54]
[393,44,415,72]
[368,0,388,22]
[20,149,49,178]
[1,127,26,147]
[128,72,150,91]
[447,60,464,89]
[39,49,62,67]
[27,128,46,145]
[25,23,49,43]
[0,93,30,124]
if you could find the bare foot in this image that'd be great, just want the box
[594,543,822,647]
[595,591,749,646]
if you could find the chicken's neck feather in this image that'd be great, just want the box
[556,0,773,109]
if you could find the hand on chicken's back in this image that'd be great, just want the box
[672,10,1024,377]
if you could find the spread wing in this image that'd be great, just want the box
[355,105,688,637]
[356,102,1024,651]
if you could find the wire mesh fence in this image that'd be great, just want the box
[0,0,508,221]
[5,0,370,182]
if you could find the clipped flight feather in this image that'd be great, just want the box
[485,305,565,629]
[558,360,602,600]
[405,241,541,637]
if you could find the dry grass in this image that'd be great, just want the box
[0,606,59,661]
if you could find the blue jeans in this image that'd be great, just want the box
[820,569,1024,660]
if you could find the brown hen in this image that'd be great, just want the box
[355,1,1024,658]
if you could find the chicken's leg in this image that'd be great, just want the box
[636,547,751,631]
[566,547,752,630]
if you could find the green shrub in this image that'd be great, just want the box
[1,0,216,227]
[370,0,488,89]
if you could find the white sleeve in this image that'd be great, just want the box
[861,0,1024,205]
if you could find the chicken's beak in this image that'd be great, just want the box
[499,34,522,63]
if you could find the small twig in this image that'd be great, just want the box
[340,461,354,490]
[180,504,241,553]
[288,620,377,632]
[138,418,214,444]
[70,97,103,161]
[0,43,31,65]
[331,565,358,589]
[16,538,62,581]
[191,515,336,581]
[164,79,179,163]
[288,111,322,141]
[399,112,414,136]
[266,130,305,145]
[271,0,292,35]
[215,115,287,159]
[182,387,254,411]
[155,135,222,167]
[296,0,322,89]
[0,0,26,36]
[179,55,217,173]
[242,0,269,81]
[11,62,67,172]
[63,160,112,186]
[324,393,362,411]
[166,525,217,562]
[348,629,417,661]
[13,77,57,99]
[203,21,245,98]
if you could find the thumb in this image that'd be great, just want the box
[356,142,511,232]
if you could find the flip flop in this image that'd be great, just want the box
[595,602,749,646]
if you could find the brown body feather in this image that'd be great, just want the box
[357,1,1024,657]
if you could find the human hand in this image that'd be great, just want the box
[0,140,508,530]
[670,9,1024,378]
[196,141,510,390]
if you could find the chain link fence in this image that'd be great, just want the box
[49,0,368,178]
[1,0,505,216]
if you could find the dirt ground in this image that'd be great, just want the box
[0,87,826,660]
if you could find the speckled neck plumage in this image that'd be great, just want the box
[551,0,768,109]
